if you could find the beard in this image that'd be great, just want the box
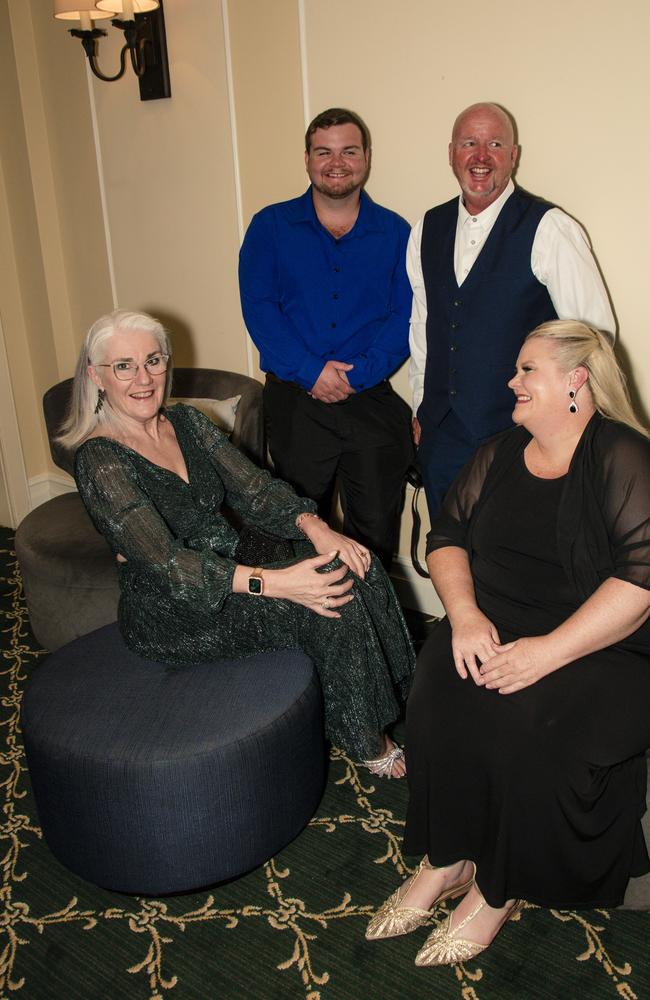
[311,173,366,200]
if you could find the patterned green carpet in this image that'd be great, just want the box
[1,527,649,999]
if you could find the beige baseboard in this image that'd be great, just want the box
[27,473,76,513]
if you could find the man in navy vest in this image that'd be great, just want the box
[239,108,412,568]
[408,102,615,520]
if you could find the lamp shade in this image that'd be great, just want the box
[95,1,160,12]
[53,0,111,19]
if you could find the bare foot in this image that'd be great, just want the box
[400,858,474,911]
[446,885,519,946]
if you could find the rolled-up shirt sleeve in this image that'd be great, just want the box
[531,209,616,342]
[407,218,428,415]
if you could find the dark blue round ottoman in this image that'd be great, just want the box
[22,623,326,895]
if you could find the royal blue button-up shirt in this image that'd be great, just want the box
[239,188,411,392]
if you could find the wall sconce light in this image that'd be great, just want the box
[53,0,171,101]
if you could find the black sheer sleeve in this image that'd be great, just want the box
[426,437,501,556]
[598,425,650,591]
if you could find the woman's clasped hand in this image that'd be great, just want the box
[450,612,558,694]
[448,607,501,682]
[253,511,374,618]
[478,635,558,694]
[296,514,373,581]
[259,551,354,618]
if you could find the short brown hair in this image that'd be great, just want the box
[305,108,371,153]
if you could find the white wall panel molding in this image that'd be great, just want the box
[297,0,310,127]
[221,0,254,379]
[86,62,118,310]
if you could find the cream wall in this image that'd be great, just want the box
[90,0,246,372]
[228,0,305,226]
[1,0,113,513]
[2,0,648,609]
[1,0,54,493]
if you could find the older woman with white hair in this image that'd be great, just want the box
[59,310,414,777]
[367,320,650,963]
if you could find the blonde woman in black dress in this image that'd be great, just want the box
[367,320,650,964]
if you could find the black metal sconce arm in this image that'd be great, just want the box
[67,2,170,100]
[70,20,146,82]
[70,26,128,82]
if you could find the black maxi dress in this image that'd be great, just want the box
[404,415,650,909]
[74,404,414,762]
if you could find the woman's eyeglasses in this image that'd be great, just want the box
[92,353,170,381]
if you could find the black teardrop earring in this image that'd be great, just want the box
[568,389,579,414]
[94,388,106,415]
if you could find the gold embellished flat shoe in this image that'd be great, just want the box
[365,859,476,941]
[414,893,524,966]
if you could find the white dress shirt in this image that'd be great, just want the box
[407,180,616,413]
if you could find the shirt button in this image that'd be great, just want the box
[330,322,337,328]
[470,240,476,245]
[450,368,457,375]
[450,322,458,330]
[450,389,458,396]
[450,345,457,351]
[332,293,338,300]
[329,350,335,355]
[453,300,461,307]
[333,266,341,273]
[472,217,477,222]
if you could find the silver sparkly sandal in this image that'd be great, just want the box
[361,743,405,778]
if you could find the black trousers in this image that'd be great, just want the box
[263,376,413,568]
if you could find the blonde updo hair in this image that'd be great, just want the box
[525,320,648,439]
[57,309,173,450]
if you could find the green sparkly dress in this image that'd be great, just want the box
[74,404,414,760]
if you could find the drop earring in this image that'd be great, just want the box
[568,389,579,414]
[94,388,106,415]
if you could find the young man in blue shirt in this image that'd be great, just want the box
[239,108,412,568]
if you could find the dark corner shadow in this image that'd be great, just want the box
[144,307,197,367]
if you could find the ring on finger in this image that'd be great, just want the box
[322,598,331,609]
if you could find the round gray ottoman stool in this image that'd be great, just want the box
[22,623,326,895]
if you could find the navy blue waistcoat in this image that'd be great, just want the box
[419,189,558,438]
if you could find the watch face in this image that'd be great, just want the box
[248,575,263,595]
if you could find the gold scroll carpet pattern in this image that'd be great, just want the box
[1,532,649,999]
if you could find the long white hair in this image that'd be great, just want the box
[57,309,173,450]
